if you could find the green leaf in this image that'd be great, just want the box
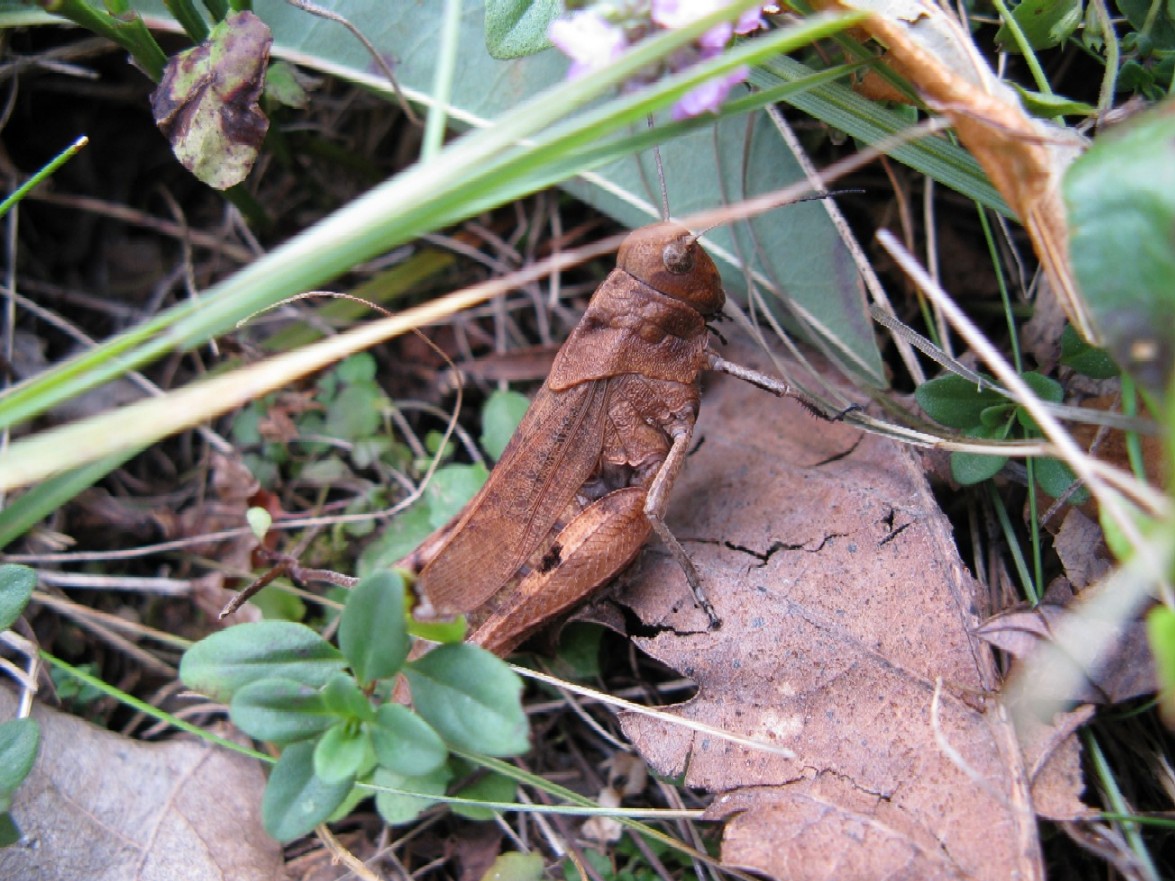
[369,704,448,776]
[359,503,437,574]
[313,721,374,784]
[1015,372,1064,433]
[372,764,451,825]
[1148,605,1175,727]
[404,644,529,756]
[425,464,489,530]
[482,852,545,881]
[451,770,518,820]
[485,0,559,59]
[336,353,376,384]
[916,374,1005,428]
[262,740,354,842]
[1012,84,1095,118]
[480,389,530,462]
[1064,103,1175,394]
[407,614,469,644]
[180,621,346,703]
[0,718,40,795]
[1060,325,1118,378]
[0,564,35,631]
[320,673,375,722]
[1034,457,1089,503]
[338,571,409,683]
[325,383,383,441]
[0,811,20,848]
[230,676,336,744]
[995,0,1083,51]
[950,422,1013,485]
[950,451,1009,485]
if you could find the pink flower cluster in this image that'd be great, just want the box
[548,2,770,119]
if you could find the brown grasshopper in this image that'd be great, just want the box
[402,221,818,655]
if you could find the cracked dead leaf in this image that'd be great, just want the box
[0,688,281,881]
[602,337,1089,881]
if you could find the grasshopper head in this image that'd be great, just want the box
[617,222,725,317]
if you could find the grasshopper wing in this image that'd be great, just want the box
[415,378,610,616]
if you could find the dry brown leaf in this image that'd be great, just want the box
[975,591,1155,705]
[833,0,1091,341]
[0,687,282,881]
[593,338,1089,881]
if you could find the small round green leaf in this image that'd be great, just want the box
[369,704,448,776]
[246,506,272,540]
[403,643,529,756]
[915,375,1005,429]
[1033,457,1089,504]
[424,464,488,530]
[950,450,1008,485]
[313,721,374,784]
[0,564,36,632]
[338,571,408,684]
[1147,605,1175,727]
[321,673,376,722]
[479,389,531,461]
[480,852,544,881]
[261,740,353,842]
[372,764,451,826]
[180,621,345,703]
[0,718,40,795]
[230,677,335,744]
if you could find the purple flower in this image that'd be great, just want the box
[548,9,629,79]
[652,0,764,49]
[672,65,748,119]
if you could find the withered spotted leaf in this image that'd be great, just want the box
[151,10,271,190]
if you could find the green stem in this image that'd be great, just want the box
[0,136,88,221]
[422,0,462,161]
[989,0,1054,96]
[43,0,168,82]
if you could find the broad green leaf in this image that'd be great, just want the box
[451,770,518,820]
[1065,103,1175,395]
[320,673,376,722]
[916,374,1005,428]
[262,740,354,842]
[480,389,530,462]
[335,353,376,384]
[372,764,451,825]
[1034,457,1088,502]
[180,621,346,703]
[338,571,409,683]
[404,643,529,756]
[230,676,336,743]
[950,451,1008,485]
[950,423,1013,484]
[325,383,384,441]
[0,718,40,795]
[1060,325,1118,378]
[358,503,436,575]
[995,0,1083,51]
[313,721,374,784]
[485,0,559,59]
[1015,372,1064,432]
[369,704,448,776]
[0,564,35,631]
[425,464,489,530]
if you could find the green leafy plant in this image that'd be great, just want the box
[0,564,40,847]
[916,370,1087,499]
[179,570,528,841]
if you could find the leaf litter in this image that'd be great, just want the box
[590,335,1090,881]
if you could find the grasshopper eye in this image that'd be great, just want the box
[662,237,695,275]
[617,222,725,317]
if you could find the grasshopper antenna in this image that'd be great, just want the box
[649,116,671,221]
